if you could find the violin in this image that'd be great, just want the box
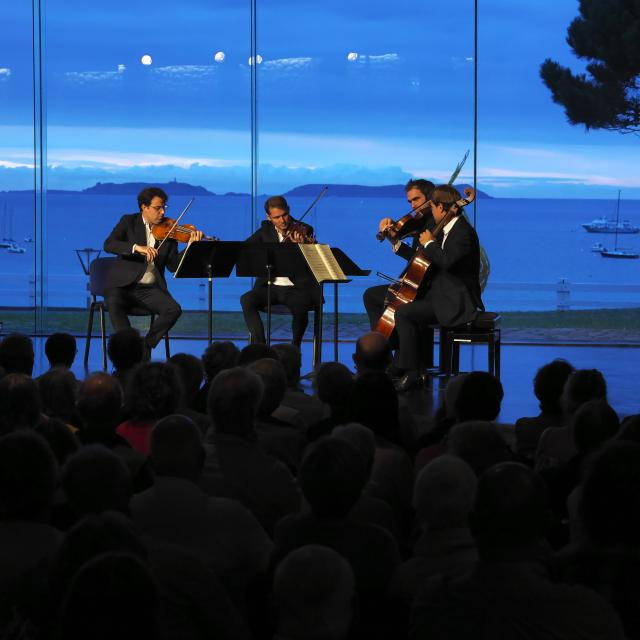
[376,200,432,243]
[375,188,476,338]
[151,217,216,244]
[282,219,316,244]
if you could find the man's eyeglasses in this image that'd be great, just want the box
[149,205,167,212]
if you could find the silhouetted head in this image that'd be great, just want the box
[201,341,239,382]
[76,372,124,434]
[447,421,512,476]
[238,343,278,367]
[0,333,34,376]
[353,332,392,374]
[533,359,574,414]
[563,368,607,419]
[0,373,42,434]
[453,371,504,423]
[332,423,376,478]
[107,328,144,372]
[207,366,263,436]
[45,332,77,369]
[150,414,204,482]
[38,367,78,423]
[169,353,204,404]
[35,418,79,466]
[314,362,354,412]
[571,399,620,454]
[124,362,181,421]
[348,370,399,441]
[248,357,287,417]
[273,343,302,387]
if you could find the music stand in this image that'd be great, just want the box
[174,240,244,344]
[326,247,370,361]
[237,243,333,366]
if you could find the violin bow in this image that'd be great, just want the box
[296,186,328,223]
[447,149,470,186]
[155,198,195,251]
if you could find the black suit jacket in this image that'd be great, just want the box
[103,213,181,290]
[421,215,484,327]
[245,220,319,291]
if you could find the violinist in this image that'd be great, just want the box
[382,184,484,392]
[103,186,203,361]
[240,195,321,347]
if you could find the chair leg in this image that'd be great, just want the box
[452,340,460,375]
[164,334,171,360]
[99,306,107,371]
[495,331,501,380]
[488,337,495,377]
[438,328,450,375]
[84,303,96,368]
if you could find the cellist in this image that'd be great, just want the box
[367,184,485,392]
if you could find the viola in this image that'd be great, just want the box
[376,199,432,243]
[282,219,316,244]
[151,217,216,244]
[375,188,476,338]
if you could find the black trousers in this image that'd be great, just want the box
[105,283,181,348]
[240,284,320,346]
[363,284,435,371]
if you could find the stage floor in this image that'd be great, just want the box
[34,336,639,427]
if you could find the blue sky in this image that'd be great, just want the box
[1,0,639,198]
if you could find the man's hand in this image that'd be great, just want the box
[188,229,204,245]
[134,244,158,262]
[378,217,397,241]
[419,230,434,245]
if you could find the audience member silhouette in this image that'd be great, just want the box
[200,366,301,534]
[391,455,478,603]
[116,362,181,455]
[37,367,80,428]
[0,373,42,435]
[273,545,356,640]
[131,414,272,600]
[536,368,608,468]
[273,342,326,427]
[410,461,625,639]
[306,362,354,441]
[0,332,35,376]
[34,417,79,466]
[193,340,240,413]
[44,332,77,370]
[559,442,640,639]
[352,331,393,374]
[107,327,145,390]
[453,370,504,424]
[515,358,574,461]
[238,342,278,367]
[168,353,209,434]
[446,420,513,476]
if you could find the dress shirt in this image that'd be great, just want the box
[132,216,157,284]
[273,228,295,287]
[424,215,460,249]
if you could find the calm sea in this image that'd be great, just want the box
[1,192,639,312]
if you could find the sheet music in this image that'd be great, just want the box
[298,244,348,283]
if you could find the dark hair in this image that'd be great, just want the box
[348,370,399,441]
[55,552,158,640]
[299,438,367,518]
[137,186,168,210]
[447,421,512,476]
[571,399,620,453]
[38,367,78,423]
[150,414,203,478]
[314,362,354,409]
[431,184,462,211]
[471,462,549,554]
[533,359,575,413]
[76,372,124,432]
[207,367,263,436]
[0,431,57,520]
[0,373,42,435]
[564,369,607,417]
[0,333,35,376]
[45,333,77,368]
[454,371,504,423]
[62,445,131,516]
[353,332,392,372]
[579,442,640,547]
[238,343,278,367]
[125,362,181,421]
[405,179,434,199]
[35,418,79,466]
[272,343,302,386]
[248,358,287,417]
[201,341,240,381]
[169,353,204,402]
[264,195,290,215]
[108,328,144,372]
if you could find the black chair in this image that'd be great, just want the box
[83,257,170,370]
[440,312,501,379]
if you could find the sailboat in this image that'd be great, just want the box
[601,191,639,259]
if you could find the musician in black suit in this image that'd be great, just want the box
[103,187,202,360]
[393,184,484,391]
[240,196,321,347]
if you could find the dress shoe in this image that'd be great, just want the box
[394,370,422,393]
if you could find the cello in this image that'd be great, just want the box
[375,187,476,338]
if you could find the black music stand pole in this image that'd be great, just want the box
[173,241,244,345]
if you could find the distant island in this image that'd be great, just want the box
[3,180,493,199]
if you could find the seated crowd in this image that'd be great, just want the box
[0,329,637,639]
